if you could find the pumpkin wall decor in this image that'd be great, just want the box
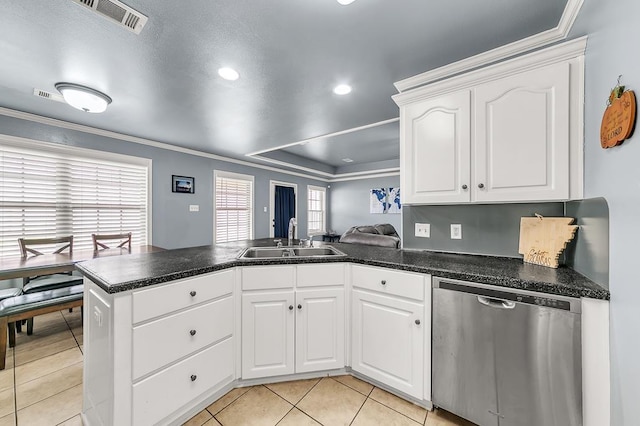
[600,76,636,148]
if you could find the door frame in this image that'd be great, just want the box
[269,180,298,238]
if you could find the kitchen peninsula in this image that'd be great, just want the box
[77,240,609,426]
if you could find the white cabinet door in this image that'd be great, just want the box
[351,290,424,398]
[401,90,471,204]
[242,291,295,379]
[474,62,570,202]
[295,288,345,373]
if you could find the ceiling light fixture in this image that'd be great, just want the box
[342,158,354,163]
[218,67,240,81]
[333,84,352,95]
[55,83,112,113]
[337,0,356,5]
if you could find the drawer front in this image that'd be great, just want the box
[133,295,233,379]
[352,265,425,301]
[242,265,295,290]
[297,263,345,288]
[132,269,234,323]
[133,338,234,426]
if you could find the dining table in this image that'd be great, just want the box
[0,245,164,281]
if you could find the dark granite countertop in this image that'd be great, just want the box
[76,239,610,300]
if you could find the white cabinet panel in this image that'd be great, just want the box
[132,269,234,323]
[295,288,345,373]
[242,265,295,290]
[401,90,471,204]
[132,295,233,379]
[351,265,424,301]
[474,62,570,202]
[241,291,295,379]
[352,289,424,398]
[133,338,234,426]
[297,263,345,287]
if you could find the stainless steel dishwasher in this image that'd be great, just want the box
[432,277,582,426]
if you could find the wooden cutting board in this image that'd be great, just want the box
[518,215,578,268]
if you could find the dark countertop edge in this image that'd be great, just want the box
[77,254,610,300]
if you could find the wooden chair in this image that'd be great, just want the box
[92,232,132,251]
[16,236,83,334]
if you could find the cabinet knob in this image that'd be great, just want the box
[415,319,421,325]
[190,329,196,336]
[190,374,197,382]
[190,291,196,297]
[381,280,387,285]
[462,184,468,190]
[289,305,294,310]
[298,304,302,310]
[478,183,485,189]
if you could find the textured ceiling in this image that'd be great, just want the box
[0,0,568,175]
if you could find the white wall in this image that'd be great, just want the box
[571,1,640,424]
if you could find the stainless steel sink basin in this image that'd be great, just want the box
[293,247,344,257]
[238,246,346,260]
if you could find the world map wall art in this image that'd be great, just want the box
[370,188,401,214]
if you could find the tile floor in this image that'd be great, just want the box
[184,376,474,426]
[1,309,84,426]
[2,310,473,426]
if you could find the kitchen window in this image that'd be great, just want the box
[307,185,326,235]
[0,136,150,258]
[214,170,254,243]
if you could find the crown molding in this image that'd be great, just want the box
[393,36,587,107]
[394,0,584,92]
[0,107,398,183]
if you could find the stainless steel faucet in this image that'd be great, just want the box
[287,217,297,246]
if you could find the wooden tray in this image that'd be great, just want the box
[519,215,578,268]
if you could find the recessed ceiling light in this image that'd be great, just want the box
[342,158,354,163]
[55,83,112,113]
[333,84,352,95]
[337,0,356,5]
[218,67,240,81]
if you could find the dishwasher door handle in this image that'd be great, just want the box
[477,296,516,309]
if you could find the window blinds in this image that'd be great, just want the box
[307,186,326,234]
[0,143,149,258]
[215,172,253,243]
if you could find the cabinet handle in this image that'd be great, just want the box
[289,305,294,310]
[381,280,386,285]
[462,184,468,190]
[190,329,196,336]
[190,375,197,382]
[415,319,421,325]
[190,291,196,297]
[478,183,485,189]
[298,304,302,310]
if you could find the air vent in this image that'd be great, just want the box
[71,0,148,34]
[33,89,65,103]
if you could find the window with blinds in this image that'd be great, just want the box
[214,171,254,243]
[307,185,326,235]
[0,138,150,258]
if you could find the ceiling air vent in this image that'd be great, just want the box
[71,0,148,34]
[33,89,65,103]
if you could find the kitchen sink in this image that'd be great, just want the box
[238,246,346,260]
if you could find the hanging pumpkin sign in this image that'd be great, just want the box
[600,77,636,148]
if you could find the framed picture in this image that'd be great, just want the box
[172,175,195,194]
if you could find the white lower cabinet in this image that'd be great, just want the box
[295,288,345,373]
[351,289,424,399]
[241,291,295,379]
[241,264,346,380]
[350,265,429,400]
[82,269,237,426]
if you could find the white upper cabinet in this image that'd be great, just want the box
[401,90,471,204]
[473,62,570,202]
[394,38,585,205]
